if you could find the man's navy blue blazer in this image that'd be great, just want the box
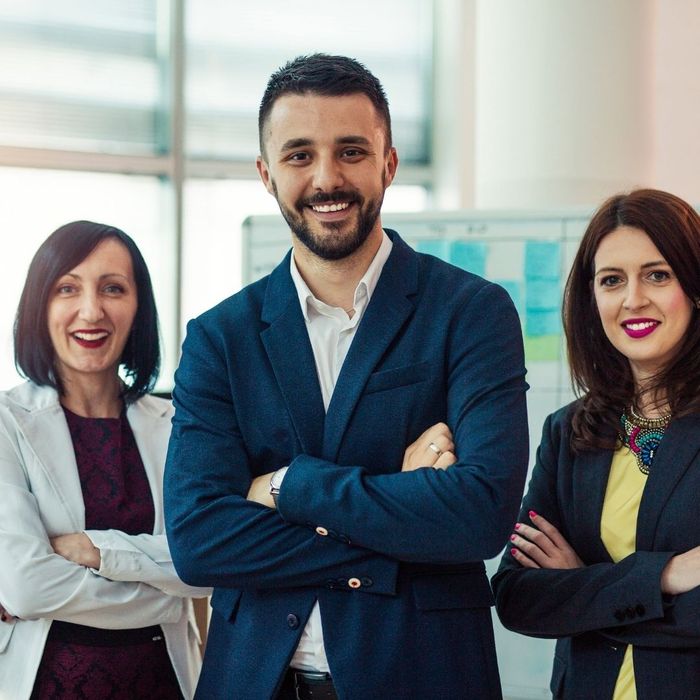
[164,230,529,699]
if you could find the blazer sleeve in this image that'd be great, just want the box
[84,530,211,598]
[164,317,399,592]
[278,283,530,563]
[0,421,184,629]
[596,587,700,648]
[491,412,675,639]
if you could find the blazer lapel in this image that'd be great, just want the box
[8,385,85,530]
[322,233,418,461]
[127,397,171,535]
[571,448,613,563]
[261,252,325,457]
[636,415,700,550]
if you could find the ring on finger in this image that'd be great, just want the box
[428,442,442,457]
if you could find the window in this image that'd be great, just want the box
[0,0,163,154]
[0,0,435,390]
[185,0,433,163]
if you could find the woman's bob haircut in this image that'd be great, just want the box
[564,188,700,451]
[14,220,160,400]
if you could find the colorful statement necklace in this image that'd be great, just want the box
[620,405,671,475]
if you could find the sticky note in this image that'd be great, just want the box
[450,241,487,277]
[525,241,560,279]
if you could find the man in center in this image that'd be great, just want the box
[165,54,529,699]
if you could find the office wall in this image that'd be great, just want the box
[653,0,700,204]
[434,0,700,210]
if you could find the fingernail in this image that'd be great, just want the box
[529,510,537,519]
[514,523,521,530]
[510,548,518,556]
[510,534,517,541]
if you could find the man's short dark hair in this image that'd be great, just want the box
[14,220,161,400]
[258,53,392,156]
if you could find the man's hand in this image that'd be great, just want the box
[660,545,700,595]
[247,421,457,510]
[509,511,584,570]
[402,422,456,471]
[247,472,277,508]
[50,533,101,569]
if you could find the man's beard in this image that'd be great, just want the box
[272,182,385,261]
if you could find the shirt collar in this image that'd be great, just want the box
[290,231,393,322]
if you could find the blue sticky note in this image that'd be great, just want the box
[526,279,561,310]
[525,241,560,279]
[494,279,522,314]
[526,309,561,336]
[450,241,487,277]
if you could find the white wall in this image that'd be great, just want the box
[652,0,700,204]
[434,0,700,209]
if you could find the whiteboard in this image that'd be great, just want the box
[242,208,593,699]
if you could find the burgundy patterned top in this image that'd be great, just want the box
[30,407,182,700]
[66,406,155,534]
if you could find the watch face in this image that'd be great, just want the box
[270,468,285,491]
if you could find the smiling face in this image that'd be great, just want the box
[593,225,694,385]
[256,92,398,261]
[47,238,138,388]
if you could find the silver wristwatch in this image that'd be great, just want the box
[269,467,287,507]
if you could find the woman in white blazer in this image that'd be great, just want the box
[0,221,209,700]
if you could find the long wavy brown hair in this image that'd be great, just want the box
[564,189,700,451]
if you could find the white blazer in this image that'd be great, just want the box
[0,382,209,700]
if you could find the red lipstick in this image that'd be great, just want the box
[71,329,110,349]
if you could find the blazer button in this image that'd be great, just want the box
[361,577,373,587]
[626,607,636,619]
[348,577,362,589]
[287,614,300,629]
[315,526,329,536]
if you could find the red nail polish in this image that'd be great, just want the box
[514,523,521,530]
[510,548,518,556]
[529,510,537,519]
[510,534,516,541]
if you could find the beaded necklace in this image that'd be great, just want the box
[620,405,671,474]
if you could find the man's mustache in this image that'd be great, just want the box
[300,191,361,206]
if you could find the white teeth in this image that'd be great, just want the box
[312,202,350,213]
[73,331,109,341]
[625,321,656,331]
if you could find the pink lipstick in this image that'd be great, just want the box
[622,318,659,338]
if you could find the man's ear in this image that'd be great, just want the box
[256,155,275,195]
[384,147,399,187]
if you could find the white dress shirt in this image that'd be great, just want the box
[285,232,393,672]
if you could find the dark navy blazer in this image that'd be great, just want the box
[165,231,529,699]
[492,402,700,699]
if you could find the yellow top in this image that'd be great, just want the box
[600,446,648,700]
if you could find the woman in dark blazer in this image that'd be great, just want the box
[492,189,700,699]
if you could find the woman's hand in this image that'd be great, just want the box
[0,604,16,624]
[509,510,584,570]
[401,422,456,471]
[660,545,700,595]
[51,533,101,570]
